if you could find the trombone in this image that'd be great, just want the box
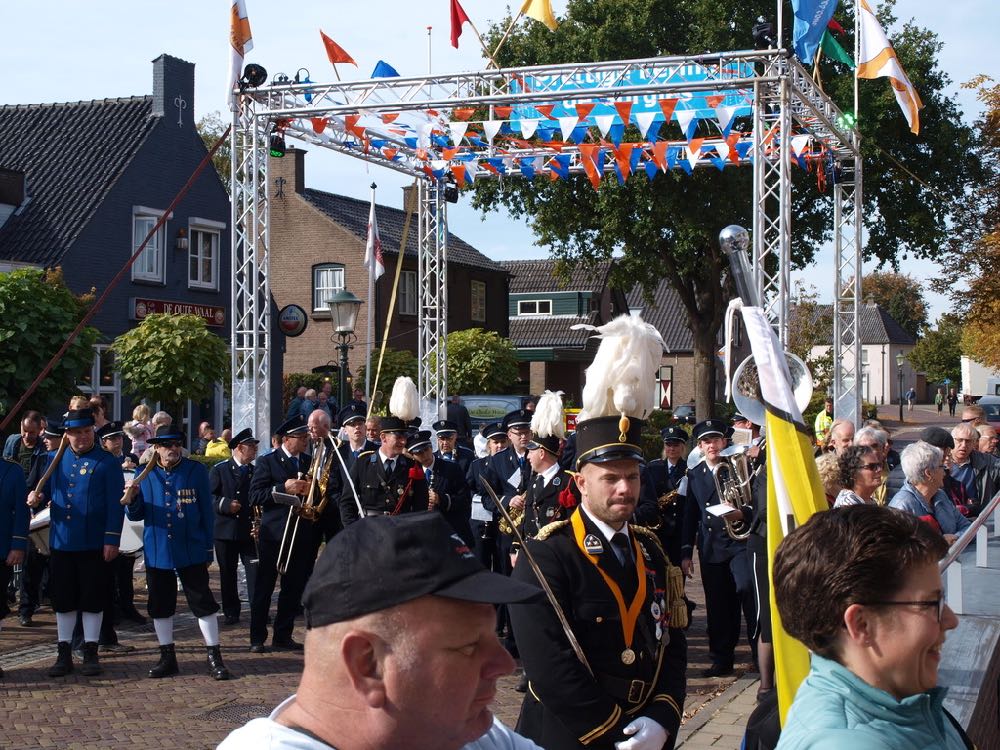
[276,437,333,575]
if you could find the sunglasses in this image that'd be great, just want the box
[159,441,183,449]
[860,462,882,472]
[862,597,946,622]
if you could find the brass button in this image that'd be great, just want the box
[596,616,604,623]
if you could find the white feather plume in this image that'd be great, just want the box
[574,313,665,422]
[388,376,420,421]
[530,390,565,439]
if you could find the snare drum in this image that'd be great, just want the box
[28,507,51,556]
[119,518,144,556]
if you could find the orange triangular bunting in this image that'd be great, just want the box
[614,101,633,125]
[453,108,476,121]
[575,102,596,121]
[651,141,668,170]
[451,164,467,188]
[579,143,602,190]
[382,147,398,160]
[726,132,742,163]
[310,117,329,134]
[535,104,556,119]
[614,143,635,180]
[381,113,399,124]
[705,94,725,109]
[658,98,678,123]
[494,105,513,119]
[442,147,460,160]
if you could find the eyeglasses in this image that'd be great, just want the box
[860,462,882,472]
[159,441,183,449]
[861,597,945,622]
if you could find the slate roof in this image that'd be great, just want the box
[508,312,599,349]
[499,259,612,294]
[626,279,697,353]
[808,303,917,346]
[301,189,504,272]
[0,96,157,266]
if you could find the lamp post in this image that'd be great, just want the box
[896,351,905,423]
[327,290,363,410]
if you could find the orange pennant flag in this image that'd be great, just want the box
[575,102,596,121]
[453,108,476,121]
[726,132,742,163]
[705,94,725,109]
[442,147,460,160]
[651,141,668,170]
[320,30,357,66]
[494,105,513,119]
[614,101,633,126]
[381,113,399,124]
[382,147,398,160]
[614,143,635,180]
[344,114,365,138]
[311,117,329,134]
[658,98,678,123]
[535,104,556,119]
[450,164,467,188]
[687,137,705,160]
[579,143,602,190]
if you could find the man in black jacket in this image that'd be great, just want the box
[433,419,476,475]
[211,428,259,626]
[408,430,473,545]
[247,416,313,653]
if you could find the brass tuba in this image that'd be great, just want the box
[277,437,336,575]
[711,447,755,540]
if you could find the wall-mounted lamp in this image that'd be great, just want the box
[175,227,189,251]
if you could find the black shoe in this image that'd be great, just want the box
[19,613,32,627]
[271,638,304,652]
[514,673,528,693]
[148,644,179,678]
[99,642,136,654]
[49,642,75,678]
[701,663,734,678]
[756,687,776,703]
[206,645,231,680]
[79,642,102,677]
[224,615,240,626]
[249,643,269,654]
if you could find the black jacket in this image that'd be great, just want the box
[480,446,531,512]
[643,458,688,565]
[680,460,747,564]
[339,451,428,524]
[249,448,312,543]
[210,458,255,543]
[510,507,687,749]
[424,457,474,546]
[434,445,476,477]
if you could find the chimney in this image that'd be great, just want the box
[151,54,195,126]
[402,184,419,216]
[269,147,306,198]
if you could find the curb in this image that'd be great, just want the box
[676,675,757,746]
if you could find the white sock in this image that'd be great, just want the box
[153,617,174,646]
[198,615,220,647]
[56,611,77,643]
[81,611,103,643]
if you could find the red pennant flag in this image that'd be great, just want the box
[579,143,602,190]
[450,164,467,187]
[310,117,329,134]
[827,18,846,35]
[344,114,365,138]
[381,113,399,124]
[705,94,725,109]
[575,102,596,120]
[382,147,398,160]
[614,143,635,180]
[453,107,476,121]
[534,104,556,119]
[726,132,742,163]
[442,147,460,160]
[651,141,668,170]
[450,0,472,48]
[320,30,357,66]
[494,105,513,119]
[658,98,678,123]
[614,101,633,126]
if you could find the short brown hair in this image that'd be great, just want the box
[773,505,948,660]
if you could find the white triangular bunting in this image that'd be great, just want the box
[633,111,658,138]
[675,109,698,137]
[594,114,616,138]
[558,115,580,141]
[519,119,540,139]
[449,121,469,144]
[482,120,504,143]
[686,144,701,170]
[791,134,811,157]
[714,142,730,161]
[715,105,737,134]
[430,159,449,172]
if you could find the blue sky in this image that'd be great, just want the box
[1,0,992,323]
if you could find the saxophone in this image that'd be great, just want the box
[297,437,336,522]
[647,489,680,531]
[498,499,525,536]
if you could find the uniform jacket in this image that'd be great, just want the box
[0,459,30,557]
[434,445,477,477]
[339,451,428,525]
[776,654,968,750]
[467,454,497,523]
[249,447,313,544]
[307,436,344,539]
[43,444,125,552]
[510,507,687,750]
[424,457,474,546]
[680,460,746,564]
[480,446,531,512]
[210,458,255,542]
[338,439,380,473]
[127,457,214,569]
[520,466,573,540]
[644,459,687,564]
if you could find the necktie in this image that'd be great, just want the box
[611,533,633,569]
[426,468,433,486]
[384,459,394,475]
[518,455,526,468]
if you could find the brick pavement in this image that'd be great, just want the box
[0,552,753,749]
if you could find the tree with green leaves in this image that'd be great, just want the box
[907,314,962,386]
[356,348,418,409]
[473,0,978,417]
[442,329,519,395]
[0,268,98,421]
[196,112,231,194]
[112,314,229,420]
[861,272,928,339]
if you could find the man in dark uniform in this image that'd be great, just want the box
[97,421,139,469]
[28,408,124,678]
[0,452,29,676]
[643,427,689,565]
[248,415,313,653]
[337,403,378,472]
[433,419,476,476]
[680,419,756,677]
[408,430,473,545]
[211,428,259,626]
[509,414,688,750]
[17,416,51,627]
[516,401,574,545]
[466,423,507,572]
[125,424,231,680]
[305,409,344,546]
[339,416,428,524]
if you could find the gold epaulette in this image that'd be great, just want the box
[631,524,667,557]
[358,450,375,459]
[535,519,571,540]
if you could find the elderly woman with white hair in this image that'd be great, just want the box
[889,442,971,543]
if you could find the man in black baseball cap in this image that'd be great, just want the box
[217,512,542,750]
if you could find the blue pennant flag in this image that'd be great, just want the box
[629,147,642,174]
[549,154,571,179]
[520,158,536,179]
[644,160,659,180]
[666,145,679,171]
[735,141,754,160]
[791,0,840,64]
[371,60,400,78]
[710,155,727,172]
[608,123,625,148]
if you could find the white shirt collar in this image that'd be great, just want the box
[539,461,561,486]
[281,446,298,460]
[378,449,398,465]
[580,504,629,542]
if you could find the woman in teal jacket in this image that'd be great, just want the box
[772,505,971,749]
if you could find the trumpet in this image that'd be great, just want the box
[276,437,335,575]
[711,447,755,540]
[498,499,525,536]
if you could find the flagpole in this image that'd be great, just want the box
[468,18,501,69]
[427,26,433,74]
[366,182,376,403]
[491,10,525,63]
[853,0,860,119]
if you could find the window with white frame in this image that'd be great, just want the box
[399,270,418,315]
[188,226,220,290]
[313,264,345,312]
[517,299,551,315]
[77,345,121,418]
[471,280,486,322]
[132,209,165,283]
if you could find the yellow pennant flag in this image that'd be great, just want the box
[520,0,559,31]
[741,307,829,724]
[857,0,923,134]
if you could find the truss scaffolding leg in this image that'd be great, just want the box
[417,180,448,421]
[833,152,863,425]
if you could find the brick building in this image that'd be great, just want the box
[267,149,509,416]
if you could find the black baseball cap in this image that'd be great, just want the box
[302,513,541,628]
[406,430,433,452]
[432,419,458,436]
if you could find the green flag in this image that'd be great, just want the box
[821,29,855,67]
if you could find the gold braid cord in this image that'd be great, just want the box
[632,525,688,630]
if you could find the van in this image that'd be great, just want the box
[460,395,527,432]
[977,395,1000,424]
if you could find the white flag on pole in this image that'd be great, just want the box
[228,0,253,112]
[857,0,923,134]
[365,195,386,280]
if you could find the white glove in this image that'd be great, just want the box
[614,716,668,750]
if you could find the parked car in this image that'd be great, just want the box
[461,395,526,433]
[671,402,696,425]
[978,396,1000,423]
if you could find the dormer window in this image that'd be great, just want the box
[518,299,552,315]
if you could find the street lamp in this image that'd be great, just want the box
[895,351,905,423]
[327,290,363,410]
